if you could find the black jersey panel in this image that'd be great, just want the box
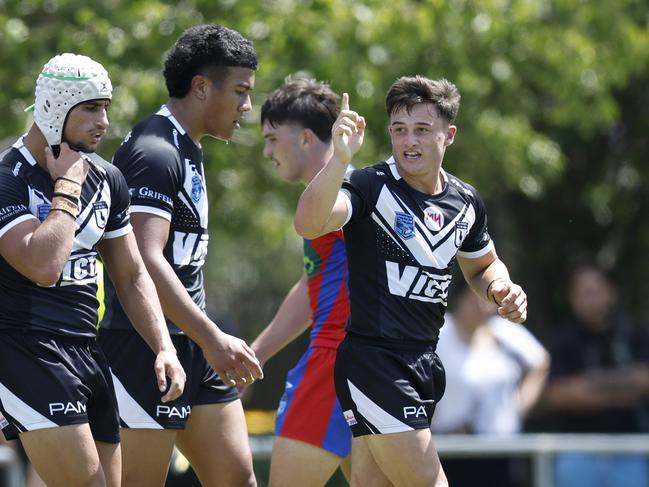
[101,106,208,334]
[341,160,492,342]
[116,131,182,217]
[0,139,132,337]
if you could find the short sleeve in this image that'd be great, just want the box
[102,165,132,240]
[341,166,375,222]
[0,170,38,239]
[457,185,493,258]
[113,135,181,221]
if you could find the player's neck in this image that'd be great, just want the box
[304,144,334,185]
[23,125,49,172]
[166,98,202,144]
[401,168,444,195]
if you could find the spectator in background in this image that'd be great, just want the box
[542,263,649,487]
[432,283,549,487]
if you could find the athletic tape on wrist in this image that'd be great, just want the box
[54,177,82,199]
[51,196,79,219]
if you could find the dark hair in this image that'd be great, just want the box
[385,76,460,124]
[164,24,258,98]
[260,79,340,143]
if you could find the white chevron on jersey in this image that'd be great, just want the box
[372,185,476,270]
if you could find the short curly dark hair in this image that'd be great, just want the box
[261,79,340,143]
[164,24,258,98]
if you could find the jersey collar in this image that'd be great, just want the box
[13,136,38,167]
[386,155,448,187]
[156,105,187,136]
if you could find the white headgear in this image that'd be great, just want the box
[30,53,112,146]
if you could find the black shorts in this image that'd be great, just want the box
[98,329,238,429]
[334,333,445,437]
[0,331,120,443]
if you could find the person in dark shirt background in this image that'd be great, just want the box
[542,263,649,487]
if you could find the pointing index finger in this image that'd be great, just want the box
[341,92,349,111]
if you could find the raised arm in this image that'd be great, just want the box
[129,212,263,387]
[98,232,185,403]
[251,274,312,367]
[294,93,365,239]
[458,248,527,323]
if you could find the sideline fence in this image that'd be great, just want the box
[3,434,649,486]
[250,433,649,487]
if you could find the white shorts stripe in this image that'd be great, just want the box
[0,381,57,431]
[347,379,413,434]
[111,371,163,429]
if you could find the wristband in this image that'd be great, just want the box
[51,196,79,219]
[54,177,82,199]
[486,277,509,305]
[53,192,80,205]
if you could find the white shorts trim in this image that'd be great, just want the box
[348,379,413,434]
[111,371,163,429]
[0,381,57,431]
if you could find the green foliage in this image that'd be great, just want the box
[2,0,649,334]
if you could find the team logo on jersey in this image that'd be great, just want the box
[37,204,51,222]
[191,174,203,203]
[395,212,415,240]
[455,221,469,247]
[423,205,444,231]
[93,201,108,228]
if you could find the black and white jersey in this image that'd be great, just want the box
[340,157,493,342]
[0,137,131,337]
[101,106,208,334]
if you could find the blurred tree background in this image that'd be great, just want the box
[2,0,649,408]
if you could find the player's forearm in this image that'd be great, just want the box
[469,258,510,302]
[252,276,312,365]
[141,252,224,347]
[114,266,176,354]
[252,319,309,366]
[295,155,348,239]
[22,213,77,286]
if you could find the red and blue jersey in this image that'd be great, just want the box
[304,230,349,349]
[274,231,352,457]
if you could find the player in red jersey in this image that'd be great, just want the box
[251,79,352,486]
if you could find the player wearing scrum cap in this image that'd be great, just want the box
[0,53,185,487]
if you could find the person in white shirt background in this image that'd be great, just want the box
[432,282,550,486]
